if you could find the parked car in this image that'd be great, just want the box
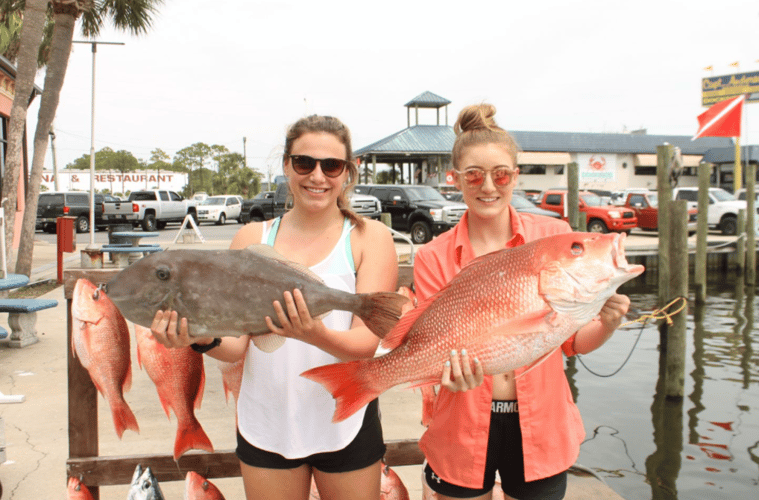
[611,188,651,206]
[624,191,697,235]
[197,195,244,225]
[102,189,198,231]
[538,189,637,233]
[36,191,108,234]
[734,188,759,204]
[672,187,758,235]
[511,193,561,218]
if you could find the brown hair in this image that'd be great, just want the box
[452,103,520,170]
[283,115,364,229]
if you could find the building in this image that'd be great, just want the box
[354,92,736,193]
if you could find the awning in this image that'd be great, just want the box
[517,152,571,165]
[635,154,703,167]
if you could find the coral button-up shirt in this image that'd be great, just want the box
[414,207,586,488]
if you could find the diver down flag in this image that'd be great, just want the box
[692,95,745,140]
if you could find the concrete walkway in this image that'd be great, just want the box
[0,233,659,499]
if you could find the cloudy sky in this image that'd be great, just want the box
[26,0,759,179]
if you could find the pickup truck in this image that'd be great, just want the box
[624,191,697,235]
[672,187,759,235]
[36,191,108,233]
[240,184,382,224]
[538,189,637,233]
[354,184,467,244]
[102,189,198,231]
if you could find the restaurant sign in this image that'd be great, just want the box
[577,154,617,183]
[702,71,759,106]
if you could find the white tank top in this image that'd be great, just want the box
[236,217,368,458]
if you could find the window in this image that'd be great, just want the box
[545,194,562,206]
[634,166,657,176]
[519,164,547,175]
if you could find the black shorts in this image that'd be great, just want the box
[424,400,567,499]
[236,399,386,473]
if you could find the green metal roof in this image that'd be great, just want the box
[404,91,452,108]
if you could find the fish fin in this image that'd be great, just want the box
[174,417,214,461]
[110,397,140,439]
[301,359,381,423]
[379,296,429,349]
[244,244,325,284]
[356,292,409,339]
[252,333,286,353]
[489,308,553,337]
[515,348,559,380]
[123,363,133,393]
[419,385,438,427]
[194,358,205,411]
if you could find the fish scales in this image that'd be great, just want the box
[302,232,644,422]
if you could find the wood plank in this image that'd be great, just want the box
[66,440,423,486]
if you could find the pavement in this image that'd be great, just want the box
[0,230,690,499]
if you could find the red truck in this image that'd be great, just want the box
[538,189,637,233]
[625,191,698,235]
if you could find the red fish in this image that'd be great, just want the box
[67,477,94,500]
[303,232,644,422]
[72,278,139,438]
[217,352,246,427]
[310,463,409,499]
[134,324,213,461]
[185,471,225,500]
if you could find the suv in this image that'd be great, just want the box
[538,189,637,233]
[353,184,467,243]
[36,191,106,234]
[197,195,244,225]
[672,187,757,235]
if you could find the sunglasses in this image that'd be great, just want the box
[457,166,516,187]
[289,154,351,178]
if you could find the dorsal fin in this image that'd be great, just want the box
[244,244,324,285]
[380,295,433,350]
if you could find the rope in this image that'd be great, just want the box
[576,296,687,377]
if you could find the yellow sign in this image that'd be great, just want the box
[702,71,759,106]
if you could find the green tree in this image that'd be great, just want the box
[175,142,215,195]
[12,0,163,276]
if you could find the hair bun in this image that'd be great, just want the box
[454,103,500,135]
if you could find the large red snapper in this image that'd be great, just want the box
[134,325,213,461]
[303,232,644,422]
[310,463,409,499]
[72,278,139,438]
[105,245,408,349]
[67,476,94,500]
[185,471,225,500]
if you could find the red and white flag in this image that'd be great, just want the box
[692,94,745,140]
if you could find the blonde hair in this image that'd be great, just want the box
[452,103,520,170]
[283,115,364,229]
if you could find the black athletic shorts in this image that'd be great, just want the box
[424,400,567,499]
[236,399,386,473]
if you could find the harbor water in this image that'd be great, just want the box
[570,271,758,499]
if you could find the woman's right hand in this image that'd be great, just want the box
[150,310,205,349]
[441,349,484,392]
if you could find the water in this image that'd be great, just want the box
[570,273,759,499]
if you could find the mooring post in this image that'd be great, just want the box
[737,209,746,273]
[567,162,579,231]
[657,145,673,312]
[746,160,756,285]
[694,163,710,303]
[665,200,688,399]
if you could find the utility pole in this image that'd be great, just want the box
[49,124,59,191]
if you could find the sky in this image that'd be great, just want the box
[25,0,759,182]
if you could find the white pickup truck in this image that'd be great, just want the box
[102,189,198,231]
[673,187,758,235]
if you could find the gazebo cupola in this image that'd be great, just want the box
[405,91,451,127]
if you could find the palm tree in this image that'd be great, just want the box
[1,0,47,274]
[13,0,162,276]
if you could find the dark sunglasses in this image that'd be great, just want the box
[457,166,516,187]
[289,154,351,178]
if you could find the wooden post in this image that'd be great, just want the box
[567,162,579,231]
[665,201,688,399]
[746,160,756,285]
[657,144,673,310]
[694,162,710,303]
[737,209,746,273]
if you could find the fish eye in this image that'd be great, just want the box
[570,242,584,255]
[202,481,210,491]
[155,265,171,281]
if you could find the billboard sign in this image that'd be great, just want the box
[702,71,759,106]
[577,153,617,183]
[40,170,188,195]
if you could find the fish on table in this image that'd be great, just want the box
[302,232,645,422]
[127,464,164,500]
[72,278,139,438]
[310,463,409,500]
[106,245,408,352]
[185,471,226,500]
[134,324,214,461]
[67,477,94,500]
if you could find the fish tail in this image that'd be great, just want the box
[301,360,381,423]
[174,417,214,461]
[356,292,409,338]
[110,397,140,439]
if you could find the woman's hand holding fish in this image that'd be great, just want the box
[150,310,203,349]
[441,349,484,392]
[266,289,328,344]
[598,293,630,332]
[573,293,631,354]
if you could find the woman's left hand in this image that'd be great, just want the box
[265,289,328,343]
[598,293,631,332]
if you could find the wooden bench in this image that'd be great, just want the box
[0,298,59,347]
[100,244,162,267]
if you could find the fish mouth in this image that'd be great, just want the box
[611,232,645,279]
